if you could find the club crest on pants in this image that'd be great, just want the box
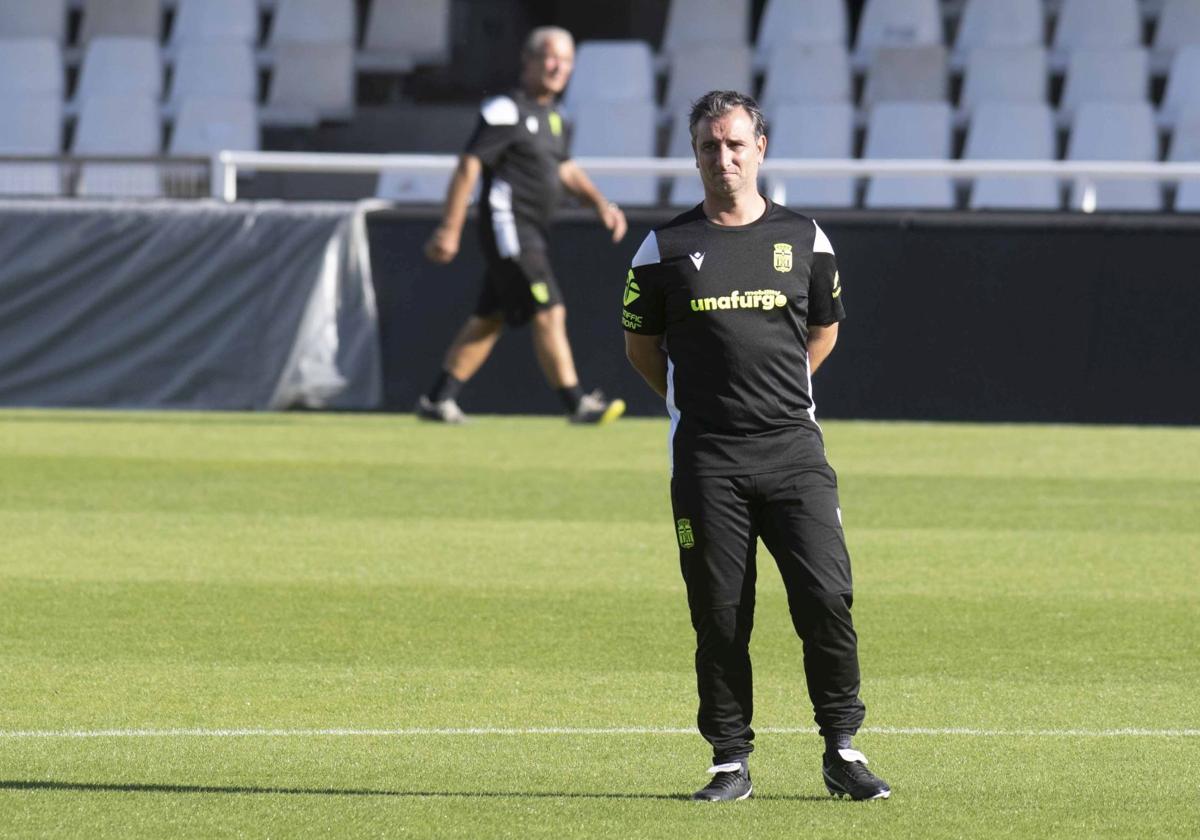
[676,518,695,549]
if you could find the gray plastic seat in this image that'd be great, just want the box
[863,45,948,108]
[166,42,256,118]
[73,94,162,197]
[663,44,752,123]
[755,0,848,69]
[75,37,162,103]
[864,101,954,208]
[661,0,750,59]
[1059,47,1148,125]
[1160,45,1200,129]
[568,101,658,206]
[666,113,705,207]
[954,0,1043,67]
[1169,103,1200,211]
[959,46,1047,119]
[966,102,1059,210]
[1052,0,1140,67]
[0,0,67,43]
[168,0,257,49]
[0,38,64,96]
[855,0,943,67]
[169,97,258,154]
[767,101,856,208]
[261,42,355,126]
[0,95,62,195]
[1152,0,1200,70]
[359,0,451,72]
[80,0,161,46]
[1067,101,1161,211]
[564,40,655,110]
[760,44,852,112]
[267,0,354,46]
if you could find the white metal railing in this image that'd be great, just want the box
[211,151,1200,212]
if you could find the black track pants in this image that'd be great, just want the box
[670,463,867,764]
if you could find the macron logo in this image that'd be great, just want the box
[689,251,705,271]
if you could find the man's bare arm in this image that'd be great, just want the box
[808,323,839,374]
[625,332,668,398]
[559,159,628,243]
[424,154,483,264]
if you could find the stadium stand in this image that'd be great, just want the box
[759,44,852,113]
[660,0,751,60]
[1067,101,1162,211]
[1170,103,1200,211]
[568,100,659,206]
[79,0,161,47]
[767,101,857,208]
[666,113,705,206]
[73,94,162,197]
[261,42,355,127]
[1151,0,1200,71]
[74,37,163,104]
[165,41,258,117]
[862,45,948,108]
[754,0,848,70]
[1058,47,1149,126]
[966,102,1059,209]
[958,46,1048,117]
[863,101,955,208]
[265,0,355,48]
[1160,44,1200,129]
[167,0,258,52]
[0,0,67,43]
[169,97,259,156]
[663,43,753,123]
[953,0,1044,66]
[0,96,62,196]
[0,38,65,97]
[563,40,656,111]
[358,0,452,73]
[1051,0,1140,68]
[854,0,943,67]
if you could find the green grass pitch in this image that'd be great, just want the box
[1,409,1197,838]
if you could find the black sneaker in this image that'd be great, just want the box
[692,761,752,802]
[415,395,467,424]
[822,749,891,800]
[569,390,625,425]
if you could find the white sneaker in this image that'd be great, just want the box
[415,395,467,424]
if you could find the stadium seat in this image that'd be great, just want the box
[0,0,67,43]
[958,46,1047,119]
[1160,45,1200,129]
[267,0,354,46]
[165,42,256,116]
[661,0,750,59]
[754,0,848,70]
[359,0,452,72]
[167,0,258,50]
[563,40,655,110]
[854,0,943,68]
[766,101,856,208]
[261,42,355,126]
[1067,101,1162,211]
[169,97,258,154]
[862,45,948,108]
[73,94,163,197]
[1052,0,1140,68]
[567,101,658,206]
[375,168,454,203]
[1151,0,1200,70]
[0,38,64,97]
[1059,47,1149,126]
[966,102,1059,210]
[74,37,162,103]
[666,113,705,206]
[759,44,852,113]
[952,0,1043,68]
[1169,103,1200,211]
[0,95,62,195]
[863,101,954,208]
[663,43,753,123]
[80,0,161,46]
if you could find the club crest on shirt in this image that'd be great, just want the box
[773,243,793,273]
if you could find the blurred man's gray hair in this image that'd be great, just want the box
[522,25,575,58]
[688,90,767,143]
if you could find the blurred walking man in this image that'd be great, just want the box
[418,26,627,425]
[622,90,891,802]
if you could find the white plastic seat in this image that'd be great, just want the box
[1151,0,1200,69]
[261,42,354,126]
[1052,0,1140,68]
[169,97,258,154]
[0,0,67,43]
[953,0,1043,67]
[567,101,658,206]
[168,0,257,49]
[1067,101,1161,211]
[759,44,852,113]
[766,101,856,208]
[959,46,1047,117]
[73,94,162,197]
[754,0,848,70]
[1059,48,1148,125]
[359,0,451,72]
[0,38,64,96]
[666,113,705,206]
[854,0,942,67]
[75,37,162,102]
[1160,45,1200,129]
[661,0,750,59]
[966,102,1059,209]
[0,95,62,195]
[375,169,454,203]
[663,44,752,123]
[563,41,655,110]
[166,42,256,115]
[1169,104,1200,210]
[267,0,354,46]
[80,0,161,45]
[863,45,948,108]
[864,101,954,208]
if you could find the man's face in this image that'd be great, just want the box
[522,34,574,97]
[692,107,767,200]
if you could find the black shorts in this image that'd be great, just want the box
[670,464,853,612]
[474,250,564,326]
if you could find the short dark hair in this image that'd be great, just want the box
[688,90,767,144]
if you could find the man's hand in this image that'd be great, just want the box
[600,202,628,244]
[424,225,461,264]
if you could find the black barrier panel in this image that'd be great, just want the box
[367,209,1200,425]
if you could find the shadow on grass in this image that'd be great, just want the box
[1,779,829,802]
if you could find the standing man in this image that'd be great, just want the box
[418,26,627,425]
[622,91,891,802]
